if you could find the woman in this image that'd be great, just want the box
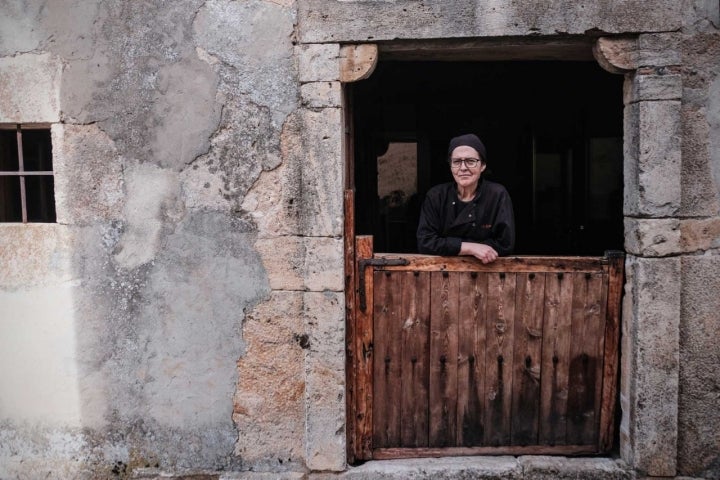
[416,134,515,263]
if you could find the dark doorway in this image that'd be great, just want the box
[350,61,624,256]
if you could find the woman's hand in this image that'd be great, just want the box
[460,242,498,264]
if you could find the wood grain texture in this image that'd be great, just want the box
[374,254,608,273]
[344,190,356,462]
[429,271,459,447]
[354,235,374,459]
[400,271,430,447]
[373,444,598,460]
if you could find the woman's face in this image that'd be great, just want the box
[450,145,486,190]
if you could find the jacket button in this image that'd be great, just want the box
[472,223,476,227]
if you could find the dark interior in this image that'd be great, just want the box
[350,60,624,256]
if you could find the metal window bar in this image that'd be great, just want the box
[0,124,54,223]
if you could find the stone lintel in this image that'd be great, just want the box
[621,256,679,477]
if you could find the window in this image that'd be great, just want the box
[0,125,56,223]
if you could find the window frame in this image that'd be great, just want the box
[0,123,55,223]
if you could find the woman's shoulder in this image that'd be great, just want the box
[481,179,510,196]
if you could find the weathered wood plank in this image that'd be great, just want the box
[355,235,374,459]
[429,271,459,447]
[539,272,573,446]
[372,444,598,460]
[374,254,608,273]
[511,273,546,446]
[344,190,356,462]
[400,271,430,448]
[566,273,606,445]
[373,271,403,448]
[456,272,488,446]
[598,252,624,452]
[484,272,516,446]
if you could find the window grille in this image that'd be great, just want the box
[0,124,55,223]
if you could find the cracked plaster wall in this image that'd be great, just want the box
[0,0,310,478]
[1,0,720,479]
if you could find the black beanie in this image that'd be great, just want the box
[447,134,487,164]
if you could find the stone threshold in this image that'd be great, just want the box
[133,455,635,479]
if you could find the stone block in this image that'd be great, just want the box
[221,473,306,480]
[301,82,342,109]
[680,217,720,253]
[330,456,521,479]
[234,291,306,467]
[519,456,632,480]
[638,33,682,67]
[52,124,125,225]
[299,108,344,237]
[678,256,720,478]
[241,139,303,238]
[624,218,681,256]
[303,291,345,471]
[0,53,61,123]
[624,101,681,217]
[304,237,344,292]
[621,255,680,476]
[255,236,304,291]
[680,104,720,216]
[298,44,340,83]
[625,73,682,104]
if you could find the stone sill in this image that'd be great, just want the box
[133,455,633,479]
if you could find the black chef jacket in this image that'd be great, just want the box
[417,180,515,256]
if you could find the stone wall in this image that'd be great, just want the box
[0,0,718,479]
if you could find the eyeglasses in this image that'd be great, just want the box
[450,157,481,169]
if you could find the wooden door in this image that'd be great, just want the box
[346,233,624,462]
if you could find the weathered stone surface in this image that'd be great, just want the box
[624,100,682,217]
[194,0,298,118]
[234,291,305,470]
[681,103,720,216]
[303,292,345,472]
[680,217,720,252]
[52,123,124,225]
[321,456,521,479]
[304,237,344,292]
[299,108,344,237]
[624,218,681,256]
[0,52,61,122]
[621,255,680,476]
[298,1,682,44]
[519,456,632,480]
[301,82,342,109]
[298,44,340,83]
[60,1,222,170]
[595,37,638,74]
[638,33,682,67]
[678,256,720,479]
[113,162,182,270]
[625,73,682,104]
[255,236,305,291]
[0,224,73,288]
[240,112,304,238]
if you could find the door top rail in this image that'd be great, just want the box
[370,253,621,273]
